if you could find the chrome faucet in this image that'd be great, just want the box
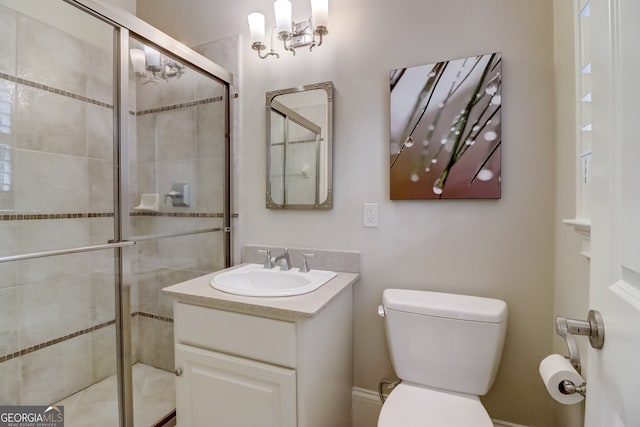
[271,248,291,271]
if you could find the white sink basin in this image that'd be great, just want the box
[210,263,337,297]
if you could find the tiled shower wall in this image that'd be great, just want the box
[0,4,228,406]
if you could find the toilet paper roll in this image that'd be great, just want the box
[539,354,585,405]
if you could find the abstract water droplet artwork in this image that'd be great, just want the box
[390,52,502,199]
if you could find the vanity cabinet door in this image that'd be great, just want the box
[175,343,297,427]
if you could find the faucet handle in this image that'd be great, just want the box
[258,249,273,269]
[281,248,290,271]
[300,252,316,273]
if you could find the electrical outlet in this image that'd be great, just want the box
[363,203,378,227]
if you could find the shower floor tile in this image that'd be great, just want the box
[55,363,175,427]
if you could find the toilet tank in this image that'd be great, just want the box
[382,289,507,396]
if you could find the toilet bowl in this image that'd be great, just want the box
[378,384,493,427]
[377,289,507,427]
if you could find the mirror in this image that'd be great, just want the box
[266,81,333,209]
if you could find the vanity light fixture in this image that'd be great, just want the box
[129,45,185,83]
[248,0,329,59]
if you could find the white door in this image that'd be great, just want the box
[586,0,640,425]
[175,344,297,427]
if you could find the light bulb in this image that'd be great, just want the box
[311,0,328,30]
[274,0,292,34]
[247,12,266,44]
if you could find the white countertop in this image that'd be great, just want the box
[162,264,359,319]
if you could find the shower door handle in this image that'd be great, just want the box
[0,240,135,264]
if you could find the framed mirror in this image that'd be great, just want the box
[266,81,333,209]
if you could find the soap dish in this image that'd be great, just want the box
[134,193,160,212]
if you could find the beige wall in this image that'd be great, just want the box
[139,1,557,425]
[552,1,591,426]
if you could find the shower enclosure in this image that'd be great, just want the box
[0,1,232,425]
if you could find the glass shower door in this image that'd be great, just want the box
[0,0,122,424]
[126,36,230,425]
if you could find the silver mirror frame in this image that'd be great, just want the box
[266,81,333,209]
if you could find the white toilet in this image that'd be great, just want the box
[378,289,508,427]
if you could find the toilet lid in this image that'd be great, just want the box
[378,384,494,427]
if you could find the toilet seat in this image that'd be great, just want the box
[377,383,494,427]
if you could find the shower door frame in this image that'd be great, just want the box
[67,1,232,425]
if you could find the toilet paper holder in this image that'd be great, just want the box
[555,309,605,374]
[559,379,587,397]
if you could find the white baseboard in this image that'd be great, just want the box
[351,387,528,427]
[352,387,382,427]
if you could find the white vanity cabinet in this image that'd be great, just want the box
[170,279,354,427]
[175,342,297,427]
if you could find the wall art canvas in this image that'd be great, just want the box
[390,52,502,199]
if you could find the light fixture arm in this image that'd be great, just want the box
[286,43,296,55]
[253,26,281,59]
[282,37,296,56]
[310,25,327,51]
[254,43,280,59]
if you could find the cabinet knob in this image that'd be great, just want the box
[174,368,183,377]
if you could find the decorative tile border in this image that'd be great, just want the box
[130,212,224,218]
[136,311,174,324]
[152,410,176,427]
[0,73,223,116]
[136,96,223,116]
[0,212,237,221]
[0,212,114,221]
[0,311,173,363]
[0,319,116,363]
[0,72,113,109]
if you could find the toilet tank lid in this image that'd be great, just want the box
[383,289,507,323]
